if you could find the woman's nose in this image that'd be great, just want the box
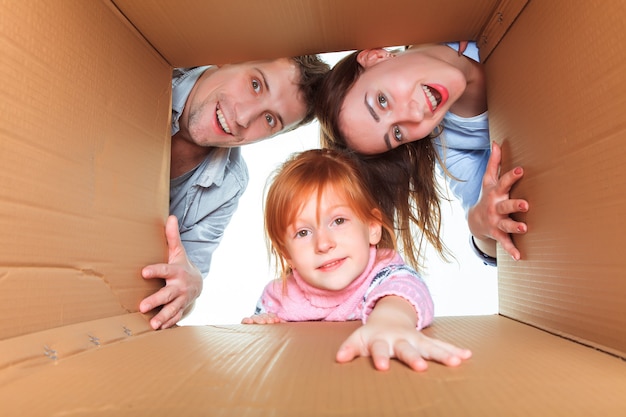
[406,99,425,122]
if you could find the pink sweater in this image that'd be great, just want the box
[254,247,434,330]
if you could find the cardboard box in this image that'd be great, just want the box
[1,0,625,415]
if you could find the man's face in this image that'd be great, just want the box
[182,58,306,147]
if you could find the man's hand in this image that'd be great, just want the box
[468,142,529,261]
[139,215,203,330]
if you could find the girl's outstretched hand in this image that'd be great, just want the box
[336,297,472,372]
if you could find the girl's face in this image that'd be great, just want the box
[284,187,381,291]
[339,48,467,154]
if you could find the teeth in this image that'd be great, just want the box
[320,259,341,269]
[216,106,231,133]
[422,85,438,111]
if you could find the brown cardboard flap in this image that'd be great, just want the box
[112,0,502,66]
[476,0,528,61]
[1,317,625,416]
[0,0,171,340]
[0,313,152,372]
[486,0,626,356]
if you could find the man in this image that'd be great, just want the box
[139,56,330,330]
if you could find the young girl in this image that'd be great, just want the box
[315,42,529,269]
[242,149,471,372]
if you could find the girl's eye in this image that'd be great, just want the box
[392,126,403,142]
[252,79,261,93]
[265,113,276,128]
[377,93,388,109]
[333,218,346,226]
[296,229,309,238]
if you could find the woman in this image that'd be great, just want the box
[316,42,528,269]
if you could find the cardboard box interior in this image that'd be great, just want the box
[1,0,625,415]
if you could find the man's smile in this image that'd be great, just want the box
[216,104,232,134]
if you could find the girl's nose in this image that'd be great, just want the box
[315,230,335,253]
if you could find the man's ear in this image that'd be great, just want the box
[356,49,394,69]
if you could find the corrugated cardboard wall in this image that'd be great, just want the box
[0,0,172,340]
[113,0,500,66]
[487,1,626,356]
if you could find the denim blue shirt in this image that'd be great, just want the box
[170,67,249,277]
[435,42,490,214]
[435,111,490,213]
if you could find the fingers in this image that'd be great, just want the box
[337,333,472,372]
[140,283,189,330]
[425,339,473,367]
[336,337,395,371]
[241,314,280,324]
[370,339,392,371]
[394,340,429,372]
[495,198,529,218]
[496,165,524,196]
[141,289,185,330]
[496,233,521,261]
[336,342,360,364]
[496,217,527,234]
[458,41,469,55]
[142,262,170,280]
[158,307,184,330]
[483,141,502,186]
[164,215,185,256]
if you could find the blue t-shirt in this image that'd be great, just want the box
[434,42,490,214]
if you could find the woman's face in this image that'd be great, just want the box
[339,48,467,154]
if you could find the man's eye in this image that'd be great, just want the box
[393,126,402,142]
[252,79,261,93]
[377,93,388,108]
[265,113,276,128]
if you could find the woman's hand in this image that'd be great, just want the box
[468,142,529,261]
[336,297,472,371]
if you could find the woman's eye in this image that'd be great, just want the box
[265,113,276,128]
[377,93,388,109]
[252,79,261,93]
[393,126,403,142]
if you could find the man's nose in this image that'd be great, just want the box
[234,101,262,129]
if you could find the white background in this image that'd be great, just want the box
[180,52,497,326]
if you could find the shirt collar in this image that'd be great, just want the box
[171,66,212,136]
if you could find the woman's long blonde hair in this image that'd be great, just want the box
[315,51,450,270]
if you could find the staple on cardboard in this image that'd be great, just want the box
[43,346,58,361]
[88,335,101,347]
